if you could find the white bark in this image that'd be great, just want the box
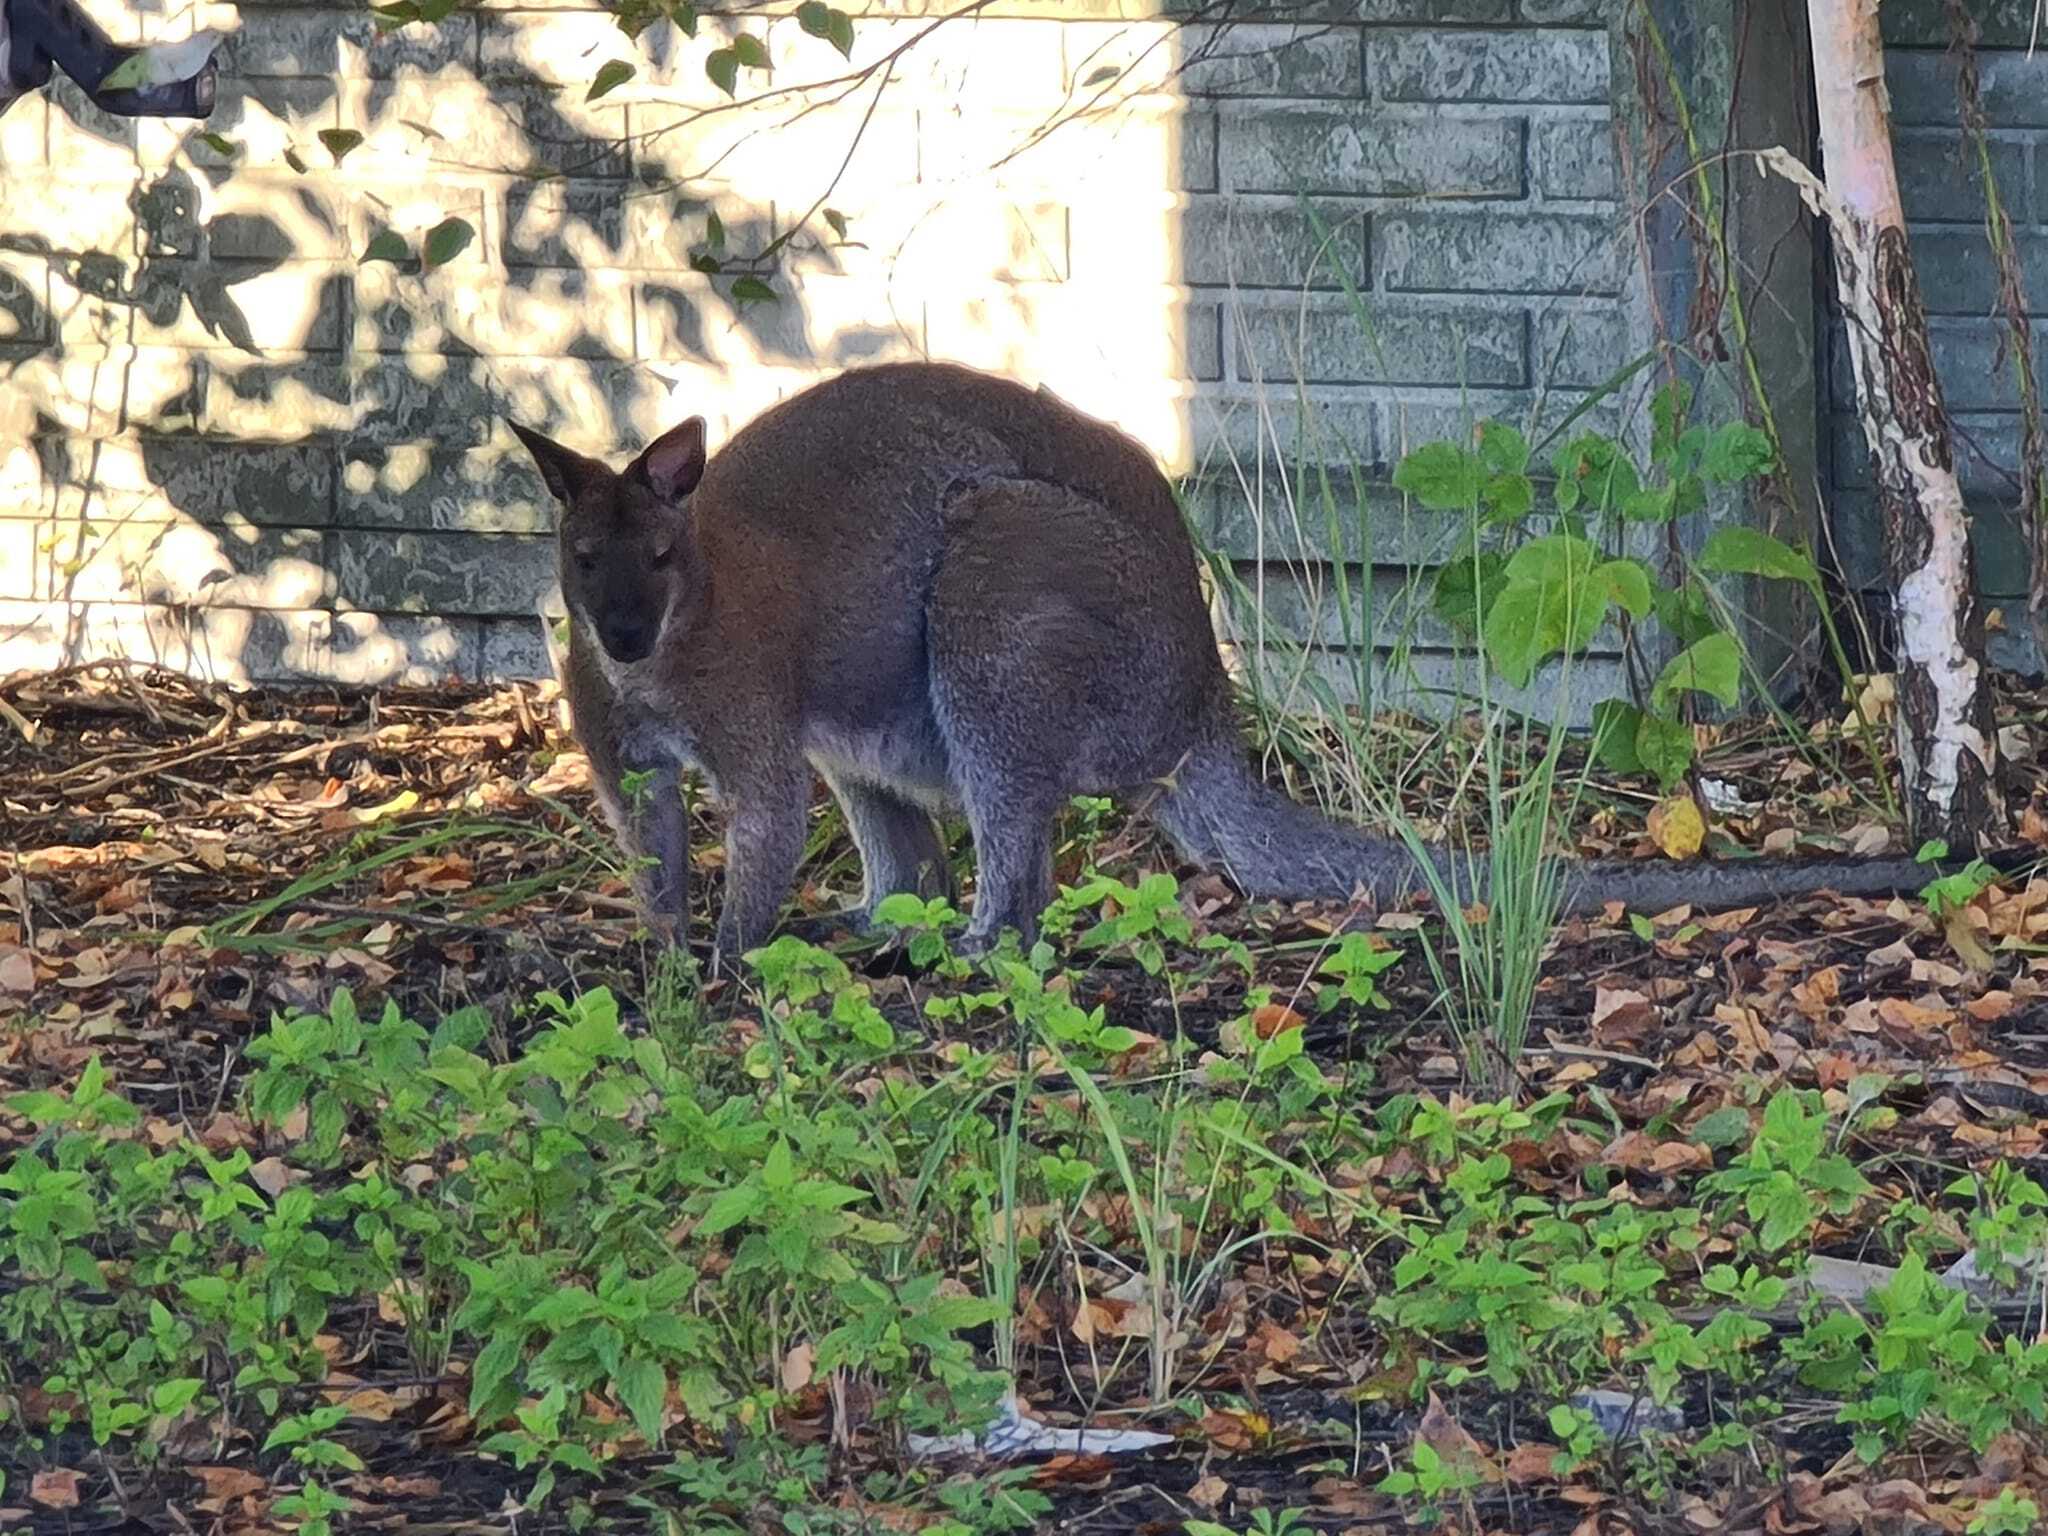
[1796,0,1999,843]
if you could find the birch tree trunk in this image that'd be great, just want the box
[1807,0,2001,848]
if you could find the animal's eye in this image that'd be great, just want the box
[575,551,597,573]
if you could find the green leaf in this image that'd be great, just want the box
[1477,419,1529,476]
[1701,420,1776,482]
[699,1184,761,1234]
[317,128,363,163]
[1653,582,1719,646]
[197,131,238,157]
[362,230,410,265]
[469,1331,523,1416]
[1552,433,1641,516]
[1596,557,1653,619]
[1650,379,1692,465]
[151,1378,204,1416]
[1591,699,1646,775]
[422,216,474,269]
[1431,548,1504,636]
[1504,532,1597,588]
[1482,472,1534,524]
[798,1,854,56]
[1694,526,1818,589]
[705,47,738,95]
[1480,583,1553,688]
[1621,483,1679,521]
[823,207,849,241]
[613,1356,668,1444]
[1651,631,1741,713]
[586,60,635,101]
[925,1296,1006,1331]
[705,210,726,254]
[731,32,770,70]
[284,147,310,175]
[1081,63,1120,86]
[1393,441,1483,510]
[730,275,777,306]
[1635,712,1696,789]
[97,52,151,92]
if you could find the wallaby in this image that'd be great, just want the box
[509,360,2009,969]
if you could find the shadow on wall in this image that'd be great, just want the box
[0,0,990,687]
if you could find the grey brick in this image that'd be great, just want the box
[1190,392,1376,473]
[206,183,350,261]
[64,260,348,354]
[320,611,482,685]
[1889,48,2048,129]
[635,276,916,366]
[136,437,337,526]
[204,357,350,438]
[1530,115,1618,201]
[1196,478,1441,564]
[225,9,477,77]
[1883,0,2043,48]
[1908,227,2048,315]
[1895,130,2028,224]
[620,192,778,272]
[1356,0,1512,19]
[1830,410,2021,499]
[335,529,558,616]
[501,182,626,270]
[1376,28,1607,105]
[481,617,556,680]
[1188,301,1225,382]
[341,444,558,533]
[1833,317,2048,411]
[1179,198,1368,289]
[1180,113,1219,193]
[1380,392,1622,463]
[1532,303,1636,388]
[1517,0,1617,19]
[1234,297,1525,386]
[1380,210,1625,295]
[495,87,630,179]
[1181,24,1361,98]
[1222,110,1523,196]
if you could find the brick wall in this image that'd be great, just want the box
[1829,2,2048,673]
[0,0,1642,709]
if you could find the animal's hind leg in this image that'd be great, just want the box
[926,475,1214,951]
[823,773,954,922]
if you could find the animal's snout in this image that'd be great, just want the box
[600,616,656,663]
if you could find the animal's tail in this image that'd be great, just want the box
[1152,726,2024,919]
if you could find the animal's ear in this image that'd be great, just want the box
[507,420,606,507]
[633,415,707,504]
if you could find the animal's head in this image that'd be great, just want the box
[507,416,708,665]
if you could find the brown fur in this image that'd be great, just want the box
[510,360,1994,968]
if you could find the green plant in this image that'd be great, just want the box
[1969,1486,2042,1536]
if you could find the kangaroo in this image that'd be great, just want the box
[509,360,2009,969]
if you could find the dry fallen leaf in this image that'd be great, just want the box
[782,1341,815,1392]
[30,1469,82,1509]
[1415,1390,1501,1486]
[191,1465,267,1501]
[1648,796,1705,860]
[0,947,35,995]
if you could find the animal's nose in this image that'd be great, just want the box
[601,618,654,662]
